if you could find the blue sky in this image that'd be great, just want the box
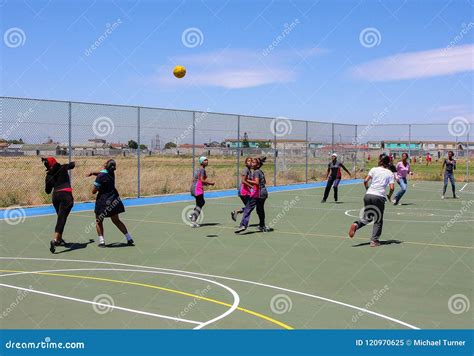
[1,0,473,126]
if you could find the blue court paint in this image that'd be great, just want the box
[0,179,363,220]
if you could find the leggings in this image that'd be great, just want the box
[240,198,266,228]
[323,176,341,201]
[238,195,250,213]
[354,194,385,241]
[191,194,205,222]
[443,172,455,196]
[52,191,74,234]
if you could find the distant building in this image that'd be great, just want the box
[22,144,60,156]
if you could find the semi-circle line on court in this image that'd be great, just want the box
[0,257,421,330]
[0,268,241,330]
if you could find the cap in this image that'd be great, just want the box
[199,156,208,164]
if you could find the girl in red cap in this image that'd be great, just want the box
[42,157,75,253]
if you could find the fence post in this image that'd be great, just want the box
[305,120,308,183]
[354,125,358,179]
[192,111,196,177]
[137,106,141,198]
[274,125,277,187]
[467,129,470,183]
[68,101,72,182]
[408,124,412,159]
[331,123,335,153]
[236,115,241,190]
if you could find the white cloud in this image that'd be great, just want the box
[152,47,325,89]
[351,44,474,81]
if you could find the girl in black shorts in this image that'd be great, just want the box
[42,157,75,254]
[90,159,134,247]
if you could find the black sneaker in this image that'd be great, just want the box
[57,239,67,246]
[231,211,237,222]
[127,239,135,246]
[257,226,272,232]
[49,240,56,254]
[234,226,247,234]
[98,242,106,248]
[321,199,326,203]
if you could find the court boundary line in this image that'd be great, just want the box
[0,257,420,330]
[344,209,474,224]
[0,268,292,330]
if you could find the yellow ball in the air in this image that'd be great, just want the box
[173,65,186,78]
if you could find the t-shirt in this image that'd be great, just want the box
[328,160,343,179]
[366,167,395,198]
[240,167,251,196]
[191,167,206,196]
[395,161,410,180]
[444,159,456,173]
[250,169,268,199]
[45,162,75,194]
[94,169,120,201]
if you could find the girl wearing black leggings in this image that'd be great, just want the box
[42,157,75,254]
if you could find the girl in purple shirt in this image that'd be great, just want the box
[392,152,413,205]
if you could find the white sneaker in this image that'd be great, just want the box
[441,195,445,199]
[191,222,200,228]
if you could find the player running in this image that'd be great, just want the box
[189,156,215,228]
[441,151,457,199]
[348,153,395,247]
[321,153,351,203]
[392,152,414,205]
[231,156,253,222]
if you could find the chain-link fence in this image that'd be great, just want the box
[0,96,472,207]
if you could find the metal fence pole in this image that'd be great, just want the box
[305,120,308,183]
[354,125,358,179]
[467,129,470,183]
[192,111,196,176]
[331,123,335,153]
[274,124,277,187]
[408,124,412,159]
[236,115,241,190]
[68,101,72,182]
[137,106,141,198]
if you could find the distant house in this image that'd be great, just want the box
[22,144,60,156]
[367,141,382,149]
[383,141,422,150]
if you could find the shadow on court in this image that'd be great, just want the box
[400,203,415,206]
[55,239,95,254]
[351,240,403,247]
[199,223,220,227]
[104,242,133,248]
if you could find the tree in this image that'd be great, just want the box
[128,140,138,149]
[257,141,271,149]
[139,144,148,150]
[164,141,177,149]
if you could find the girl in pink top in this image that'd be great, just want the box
[392,152,413,205]
[189,156,214,227]
[231,156,253,222]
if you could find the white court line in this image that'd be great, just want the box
[0,257,420,330]
[460,183,468,192]
[344,210,474,224]
[0,283,201,326]
[0,268,240,330]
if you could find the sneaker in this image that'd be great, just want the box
[321,199,326,203]
[348,223,358,238]
[391,198,397,205]
[257,226,272,232]
[57,239,68,247]
[98,242,106,248]
[453,195,457,199]
[441,195,445,199]
[127,239,135,246]
[191,222,200,228]
[234,226,247,234]
[231,211,237,222]
[49,240,56,254]
[370,240,381,247]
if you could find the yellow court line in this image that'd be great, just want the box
[74,214,474,250]
[0,269,293,330]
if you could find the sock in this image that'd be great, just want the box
[98,236,105,244]
[125,233,132,241]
